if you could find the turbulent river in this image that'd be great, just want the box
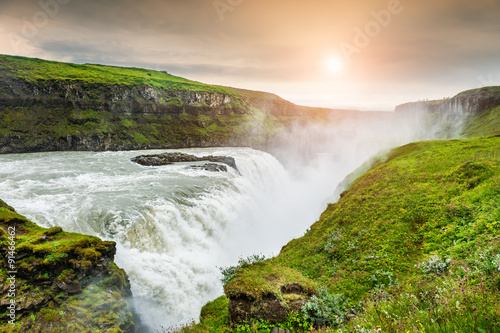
[0,147,350,331]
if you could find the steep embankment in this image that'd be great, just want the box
[0,55,330,154]
[0,199,138,332]
[277,136,500,332]
[190,136,500,333]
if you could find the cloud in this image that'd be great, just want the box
[1,0,499,109]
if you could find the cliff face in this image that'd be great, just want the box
[0,199,139,333]
[0,76,239,117]
[0,78,254,153]
[395,87,500,118]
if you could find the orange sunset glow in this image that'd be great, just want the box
[1,0,499,110]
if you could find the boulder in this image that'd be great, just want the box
[131,152,238,171]
[224,263,316,326]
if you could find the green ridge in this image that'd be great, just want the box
[463,105,500,138]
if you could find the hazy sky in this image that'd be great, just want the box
[1,0,499,110]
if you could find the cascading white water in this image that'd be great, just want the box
[0,147,342,331]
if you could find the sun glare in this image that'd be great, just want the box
[325,57,344,73]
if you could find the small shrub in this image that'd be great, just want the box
[415,255,451,275]
[369,270,398,289]
[301,287,350,326]
[121,119,134,128]
[475,249,500,275]
[133,132,150,144]
[218,254,267,287]
[324,229,344,252]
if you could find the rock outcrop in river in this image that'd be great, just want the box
[131,152,238,171]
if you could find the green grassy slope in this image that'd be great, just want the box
[185,136,500,333]
[277,137,500,297]
[459,86,500,138]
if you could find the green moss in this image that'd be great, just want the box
[167,97,184,107]
[120,119,135,128]
[192,296,231,332]
[133,132,150,144]
[0,199,15,212]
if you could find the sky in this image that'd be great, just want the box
[0,0,499,110]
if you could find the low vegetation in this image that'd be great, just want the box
[463,105,500,138]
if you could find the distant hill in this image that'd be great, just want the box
[0,55,350,154]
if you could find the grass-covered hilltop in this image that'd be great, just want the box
[182,92,500,332]
[0,54,337,154]
[0,200,139,332]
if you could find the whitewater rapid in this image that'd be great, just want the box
[0,147,343,331]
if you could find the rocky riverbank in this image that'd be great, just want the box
[0,199,139,333]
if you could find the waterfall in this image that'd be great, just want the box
[0,147,323,330]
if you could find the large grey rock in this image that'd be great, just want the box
[131,152,238,171]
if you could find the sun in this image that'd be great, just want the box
[325,56,344,73]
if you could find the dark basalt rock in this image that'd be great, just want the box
[131,152,238,171]
[228,283,311,325]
